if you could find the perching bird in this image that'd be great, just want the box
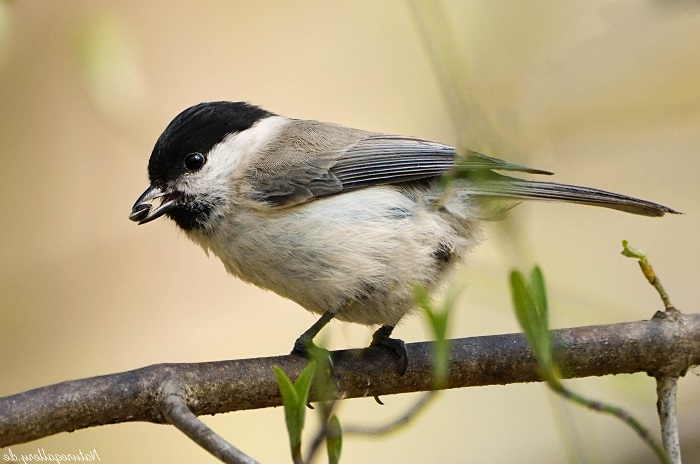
[130,101,677,371]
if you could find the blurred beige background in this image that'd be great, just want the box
[1,1,698,463]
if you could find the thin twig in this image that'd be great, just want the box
[639,258,673,311]
[621,240,675,311]
[550,382,670,464]
[656,377,681,464]
[343,391,438,436]
[304,399,339,464]
[161,394,259,464]
[622,240,684,463]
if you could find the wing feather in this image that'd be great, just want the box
[247,120,552,207]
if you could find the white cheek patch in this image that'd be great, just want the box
[177,116,290,197]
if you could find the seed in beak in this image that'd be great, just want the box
[129,203,152,222]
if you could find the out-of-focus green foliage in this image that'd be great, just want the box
[415,284,458,387]
[73,11,146,121]
[0,1,10,69]
[326,414,342,464]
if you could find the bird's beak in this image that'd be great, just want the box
[129,185,183,225]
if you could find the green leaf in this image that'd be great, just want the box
[511,271,534,332]
[273,365,298,407]
[414,284,454,387]
[529,266,548,321]
[273,366,301,450]
[326,414,343,464]
[294,361,317,403]
[621,239,646,260]
[273,362,317,455]
[510,268,553,377]
[304,345,336,400]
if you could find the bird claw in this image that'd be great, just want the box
[370,327,408,374]
[291,336,338,402]
[291,337,334,370]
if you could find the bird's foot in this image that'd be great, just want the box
[370,325,408,374]
[291,335,336,399]
[292,335,335,370]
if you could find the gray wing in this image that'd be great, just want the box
[248,120,551,207]
[331,135,457,189]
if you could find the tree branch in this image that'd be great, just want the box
[1,312,698,448]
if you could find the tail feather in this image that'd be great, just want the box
[469,179,680,217]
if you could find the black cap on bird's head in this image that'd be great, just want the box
[129,101,273,229]
[148,101,273,188]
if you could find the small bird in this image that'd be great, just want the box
[130,101,677,370]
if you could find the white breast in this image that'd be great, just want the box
[190,184,482,326]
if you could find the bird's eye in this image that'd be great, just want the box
[184,152,206,171]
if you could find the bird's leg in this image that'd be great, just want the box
[291,310,336,356]
[291,311,338,398]
[370,325,408,374]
